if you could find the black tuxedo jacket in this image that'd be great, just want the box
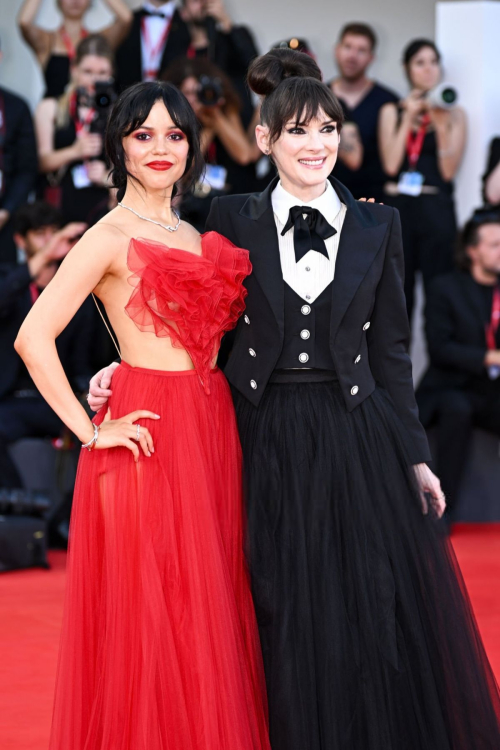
[0,264,93,399]
[206,176,431,465]
[417,271,496,424]
[114,9,191,92]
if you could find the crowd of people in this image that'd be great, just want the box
[0,0,499,525]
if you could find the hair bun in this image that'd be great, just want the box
[247,48,322,97]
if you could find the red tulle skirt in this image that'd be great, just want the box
[49,363,270,750]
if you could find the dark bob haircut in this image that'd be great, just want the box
[105,81,204,202]
[403,38,441,68]
[456,207,500,271]
[13,201,63,236]
[247,48,344,147]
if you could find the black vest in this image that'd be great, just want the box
[275,283,335,370]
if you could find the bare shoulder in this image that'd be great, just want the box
[75,221,130,259]
[35,97,57,120]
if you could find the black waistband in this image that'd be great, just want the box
[269,369,338,384]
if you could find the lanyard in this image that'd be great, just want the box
[0,92,5,198]
[69,92,95,137]
[406,113,430,171]
[60,25,88,61]
[141,15,173,80]
[485,285,500,351]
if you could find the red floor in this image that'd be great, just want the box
[0,525,499,750]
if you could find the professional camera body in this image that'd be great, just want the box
[197,75,224,107]
[75,79,117,137]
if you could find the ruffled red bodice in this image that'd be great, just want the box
[125,231,251,394]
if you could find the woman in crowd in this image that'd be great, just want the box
[16,80,270,749]
[483,136,500,205]
[18,0,131,99]
[90,48,500,750]
[35,34,114,224]
[162,56,260,229]
[378,39,466,321]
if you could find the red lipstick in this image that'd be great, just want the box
[145,161,173,171]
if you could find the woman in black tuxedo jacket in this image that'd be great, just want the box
[89,49,500,749]
[207,50,500,750]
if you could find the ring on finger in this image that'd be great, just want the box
[136,424,140,441]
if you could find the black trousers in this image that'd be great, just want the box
[385,192,457,322]
[430,387,500,509]
[0,395,62,487]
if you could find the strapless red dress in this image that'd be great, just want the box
[49,232,270,750]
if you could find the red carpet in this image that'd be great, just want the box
[0,526,499,750]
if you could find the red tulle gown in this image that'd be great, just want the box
[49,232,270,750]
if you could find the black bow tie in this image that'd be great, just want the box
[141,7,167,18]
[281,205,337,263]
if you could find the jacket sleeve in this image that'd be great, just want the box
[367,208,431,465]
[2,100,38,216]
[205,196,221,233]
[223,26,259,73]
[425,278,487,375]
[0,264,32,318]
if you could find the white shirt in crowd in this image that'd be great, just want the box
[141,0,177,81]
[271,180,347,304]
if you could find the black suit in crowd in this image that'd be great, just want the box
[115,9,258,123]
[482,136,500,205]
[207,175,430,466]
[0,87,38,263]
[417,270,500,507]
[0,263,93,487]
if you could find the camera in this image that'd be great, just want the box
[427,83,458,110]
[197,75,224,107]
[76,79,117,137]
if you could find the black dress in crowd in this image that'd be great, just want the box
[383,117,457,320]
[46,116,108,225]
[333,81,398,202]
[207,176,500,750]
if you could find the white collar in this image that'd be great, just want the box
[271,180,342,226]
[143,0,176,17]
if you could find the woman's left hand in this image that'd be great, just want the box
[413,463,446,518]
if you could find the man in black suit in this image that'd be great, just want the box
[115,0,258,124]
[417,208,500,510]
[0,45,38,263]
[0,203,93,488]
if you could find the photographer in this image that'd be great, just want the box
[416,209,500,514]
[34,34,115,224]
[378,39,466,321]
[0,202,92,489]
[18,0,132,99]
[0,40,38,264]
[116,0,258,126]
[162,57,258,226]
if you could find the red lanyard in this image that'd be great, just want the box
[406,113,430,171]
[29,284,40,305]
[485,285,500,351]
[69,92,95,136]
[141,15,173,79]
[0,92,5,198]
[60,25,88,61]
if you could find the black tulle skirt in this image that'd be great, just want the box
[232,371,500,750]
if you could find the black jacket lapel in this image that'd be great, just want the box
[239,177,284,333]
[329,177,389,339]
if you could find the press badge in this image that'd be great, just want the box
[203,164,227,191]
[398,171,424,197]
[72,164,92,189]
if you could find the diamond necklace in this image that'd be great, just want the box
[117,202,181,232]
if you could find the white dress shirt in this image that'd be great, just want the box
[141,1,177,81]
[271,180,347,304]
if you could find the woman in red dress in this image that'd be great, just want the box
[15,81,270,750]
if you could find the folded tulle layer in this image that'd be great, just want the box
[50,364,269,750]
[233,379,500,750]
